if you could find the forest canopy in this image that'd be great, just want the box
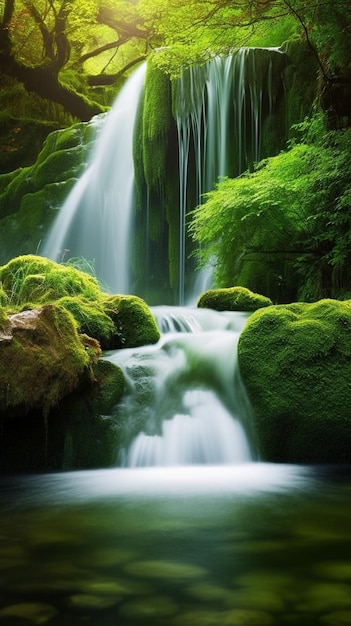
[1,0,350,120]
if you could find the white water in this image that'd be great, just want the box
[42,63,147,293]
[105,307,255,467]
[174,48,286,302]
[42,50,286,303]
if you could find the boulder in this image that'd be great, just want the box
[198,286,272,312]
[238,299,351,463]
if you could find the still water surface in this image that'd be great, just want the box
[1,464,351,626]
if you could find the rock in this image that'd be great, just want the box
[238,299,351,463]
[198,287,272,312]
[0,304,91,416]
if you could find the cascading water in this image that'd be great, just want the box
[104,307,255,467]
[148,47,287,303]
[41,48,287,303]
[42,63,147,293]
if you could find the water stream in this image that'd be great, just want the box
[42,63,147,293]
[1,310,351,624]
[42,48,287,303]
[104,307,254,467]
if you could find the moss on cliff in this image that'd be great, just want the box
[0,121,99,265]
[142,58,172,194]
[198,287,272,311]
[282,38,320,133]
[238,299,351,463]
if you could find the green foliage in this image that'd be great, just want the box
[304,0,351,73]
[197,287,272,311]
[191,115,351,302]
[238,299,351,463]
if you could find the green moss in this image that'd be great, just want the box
[91,359,125,414]
[57,296,118,349]
[0,116,61,173]
[0,304,90,414]
[0,255,102,306]
[51,359,125,469]
[103,294,160,348]
[142,57,172,193]
[0,305,8,327]
[0,166,34,220]
[0,119,98,262]
[238,299,351,463]
[0,255,160,352]
[198,287,272,311]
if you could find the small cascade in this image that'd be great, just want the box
[172,47,287,302]
[42,63,147,293]
[105,307,255,467]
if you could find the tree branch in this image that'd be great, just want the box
[87,56,146,86]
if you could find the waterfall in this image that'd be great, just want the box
[173,47,287,302]
[42,63,147,293]
[42,49,287,303]
[105,307,255,467]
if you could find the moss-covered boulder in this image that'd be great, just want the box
[103,294,160,348]
[0,304,98,416]
[0,254,102,304]
[54,359,125,470]
[198,287,272,312]
[0,255,160,350]
[0,255,161,470]
[238,299,351,463]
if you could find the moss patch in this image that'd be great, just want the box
[0,255,102,306]
[103,294,160,348]
[0,304,91,415]
[198,287,272,311]
[238,299,351,462]
[0,120,98,264]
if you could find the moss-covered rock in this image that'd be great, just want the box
[0,254,102,305]
[57,296,118,349]
[0,255,160,350]
[0,120,99,265]
[198,287,272,311]
[54,359,125,469]
[238,299,351,463]
[0,304,94,416]
[103,294,160,348]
